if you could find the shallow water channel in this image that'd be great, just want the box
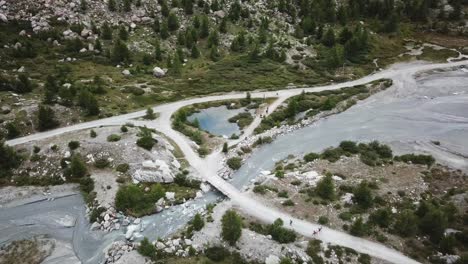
[1,68,467,263]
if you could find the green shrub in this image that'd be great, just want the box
[315,173,335,200]
[282,199,295,206]
[304,152,320,162]
[197,147,209,156]
[205,246,230,261]
[89,206,105,222]
[275,170,284,178]
[268,218,297,243]
[107,134,121,142]
[227,157,242,170]
[79,176,94,194]
[321,147,345,162]
[192,213,205,231]
[350,217,367,237]
[318,216,329,225]
[94,158,110,168]
[138,238,156,259]
[33,146,41,154]
[69,154,87,178]
[278,190,289,198]
[339,212,353,221]
[68,141,80,150]
[394,154,435,167]
[90,129,97,138]
[136,136,156,150]
[115,184,165,216]
[116,163,130,173]
[120,125,128,132]
[339,141,359,153]
[253,185,267,194]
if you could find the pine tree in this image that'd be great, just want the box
[43,75,59,104]
[353,181,373,209]
[153,18,160,33]
[94,39,102,51]
[171,53,182,75]
[191,45,200,58]
[185,28,194,48]
[5,122,20,139]
[209,46,220,61]
[80,0,87,12]
[199,15,209,38]
[192,213,204,231]
[154,40,163,61]
[229,1,241,21]
[222,142,228,153]
[221,210,242,246]
[111,40,130,63]
[211,0,219,11]
[184,0,193,14]
[315,173,335,200]
[207,30,219,48]
[337,5,347,25]
[118,25,128,41]
[37,105,59,131]
[78,89,100,116]
[123,0,132,12]
[160,21,169,39]
[161,0,169,17]
[322,28,335,47]
[339,27,353,44]
[70,154,88,178]
[248,43,261,62]
[219,18,227,33]
[101,22,113,40]
[108,0,116,11]
[193,15,201,28]
[168,12,179,31]
[177,31,186,46]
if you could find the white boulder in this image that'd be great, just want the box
[165,192,175,201]
[152,67,165,78]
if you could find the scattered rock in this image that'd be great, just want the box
[152,67,165,78]
[122,69,131,76]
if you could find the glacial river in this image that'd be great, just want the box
[1,68,467,263]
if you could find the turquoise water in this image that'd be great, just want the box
[187,106,246,137]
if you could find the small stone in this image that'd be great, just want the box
[122,69,131,76]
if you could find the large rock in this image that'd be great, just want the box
[0,13,7,23]
[152,67,165,78]
[122,69,131,76]
[81,28,91,38]
[133,160,174,183]
[165,192,175,201]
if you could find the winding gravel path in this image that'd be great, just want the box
[7,60,468,264]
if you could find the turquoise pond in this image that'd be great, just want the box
[187,106,247,137]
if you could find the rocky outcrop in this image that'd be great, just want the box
[133,160,175,183]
